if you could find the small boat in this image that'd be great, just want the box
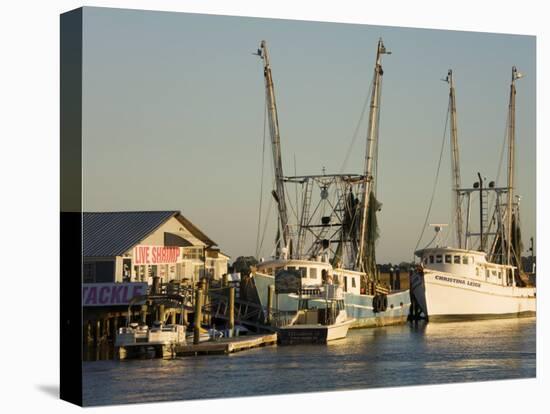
[186,327,224,343]
[115,321,186,359]
[277,284,355,345]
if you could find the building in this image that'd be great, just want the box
[83,211,229,285]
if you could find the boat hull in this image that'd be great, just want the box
[253,272,411,328]
[277,319,354,345]
[410,269,536,321]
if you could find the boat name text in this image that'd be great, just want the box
[435,275,481,288]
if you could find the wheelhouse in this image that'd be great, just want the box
[416,247,517,287]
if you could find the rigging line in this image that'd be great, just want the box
[255,95,269,258]
[258,196,274,258]
[486,105,511,226]
[294,154,299,233]
[413,101,451,256]
[285,183,300,225]
[339,77,375,174]
[373,78,383,196]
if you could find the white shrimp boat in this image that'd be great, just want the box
[409,68,536,321]
[251,39,410,329]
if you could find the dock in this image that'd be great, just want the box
[174,333,277,356]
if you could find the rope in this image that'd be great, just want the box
[339,77,374,173]
[413,101,451,257]
[255,95,268,259]
[374,78,383,196]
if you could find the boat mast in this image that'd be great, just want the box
[445,70,463,248]
[357,38,390,272]
[257,40,290,254]
[506,67,522,265]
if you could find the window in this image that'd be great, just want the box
[423,256,428,264]
[351,277,356,288]
[476,267,479,276]
[287,266,296,272]
[498,272,502,279]
[83,263,95,283]
[491,270,497,276]
[344,276,348,292]
[436,255,443,263]
[429,255,434,264]
[463,256,469,265]
[310,268,318,279]
[486,269,490,278]
[266,268,272,275]
[445,255,452,264]
[454,255,461,264]
[299,267,307,278]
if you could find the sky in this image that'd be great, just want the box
[81,7,536,264]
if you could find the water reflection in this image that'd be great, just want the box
[83,318,535,406]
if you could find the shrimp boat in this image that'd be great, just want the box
[409,68,536,322]
[251,39,410,329]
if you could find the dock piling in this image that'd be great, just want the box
[229,286,235,337]
[267,285,274,325]
[193,287,203,345]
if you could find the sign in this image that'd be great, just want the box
[275,269,302,294]
[82,282,148,307]
[434,275,481,288]
[133,245,182,265]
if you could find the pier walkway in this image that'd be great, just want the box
[174,333,277,356]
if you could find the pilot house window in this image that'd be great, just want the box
[310,268,318,279]
[445,255,452,264]
[454,255,461,264]
[429,255,434,264]
[436,255,443,263]
[462,256,469,265]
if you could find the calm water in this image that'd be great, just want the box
[82,318,536,406]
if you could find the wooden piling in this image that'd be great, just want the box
[267,285,274,325]
[158,304,165,323]
[182,308,188,326]
[95,320,101,343]
[193,288,203,345]
[113,316,119,337]
[105,318,110,340]
[170,310,176,325]
[140,305,147,325]
[229,286,235,337]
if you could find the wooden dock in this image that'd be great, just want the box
[174,334,277,356]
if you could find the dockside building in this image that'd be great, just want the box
[83,210,229,285]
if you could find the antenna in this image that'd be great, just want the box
[429,223,448,247]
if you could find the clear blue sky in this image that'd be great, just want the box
[82,7,536,264]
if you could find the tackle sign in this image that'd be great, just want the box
[82,282,148,306]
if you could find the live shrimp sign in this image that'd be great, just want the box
[133,245,182,265]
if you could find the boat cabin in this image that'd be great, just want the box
[416,247,516,287]
[257,259,362,295]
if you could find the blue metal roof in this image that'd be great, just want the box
[83,211,190,257]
